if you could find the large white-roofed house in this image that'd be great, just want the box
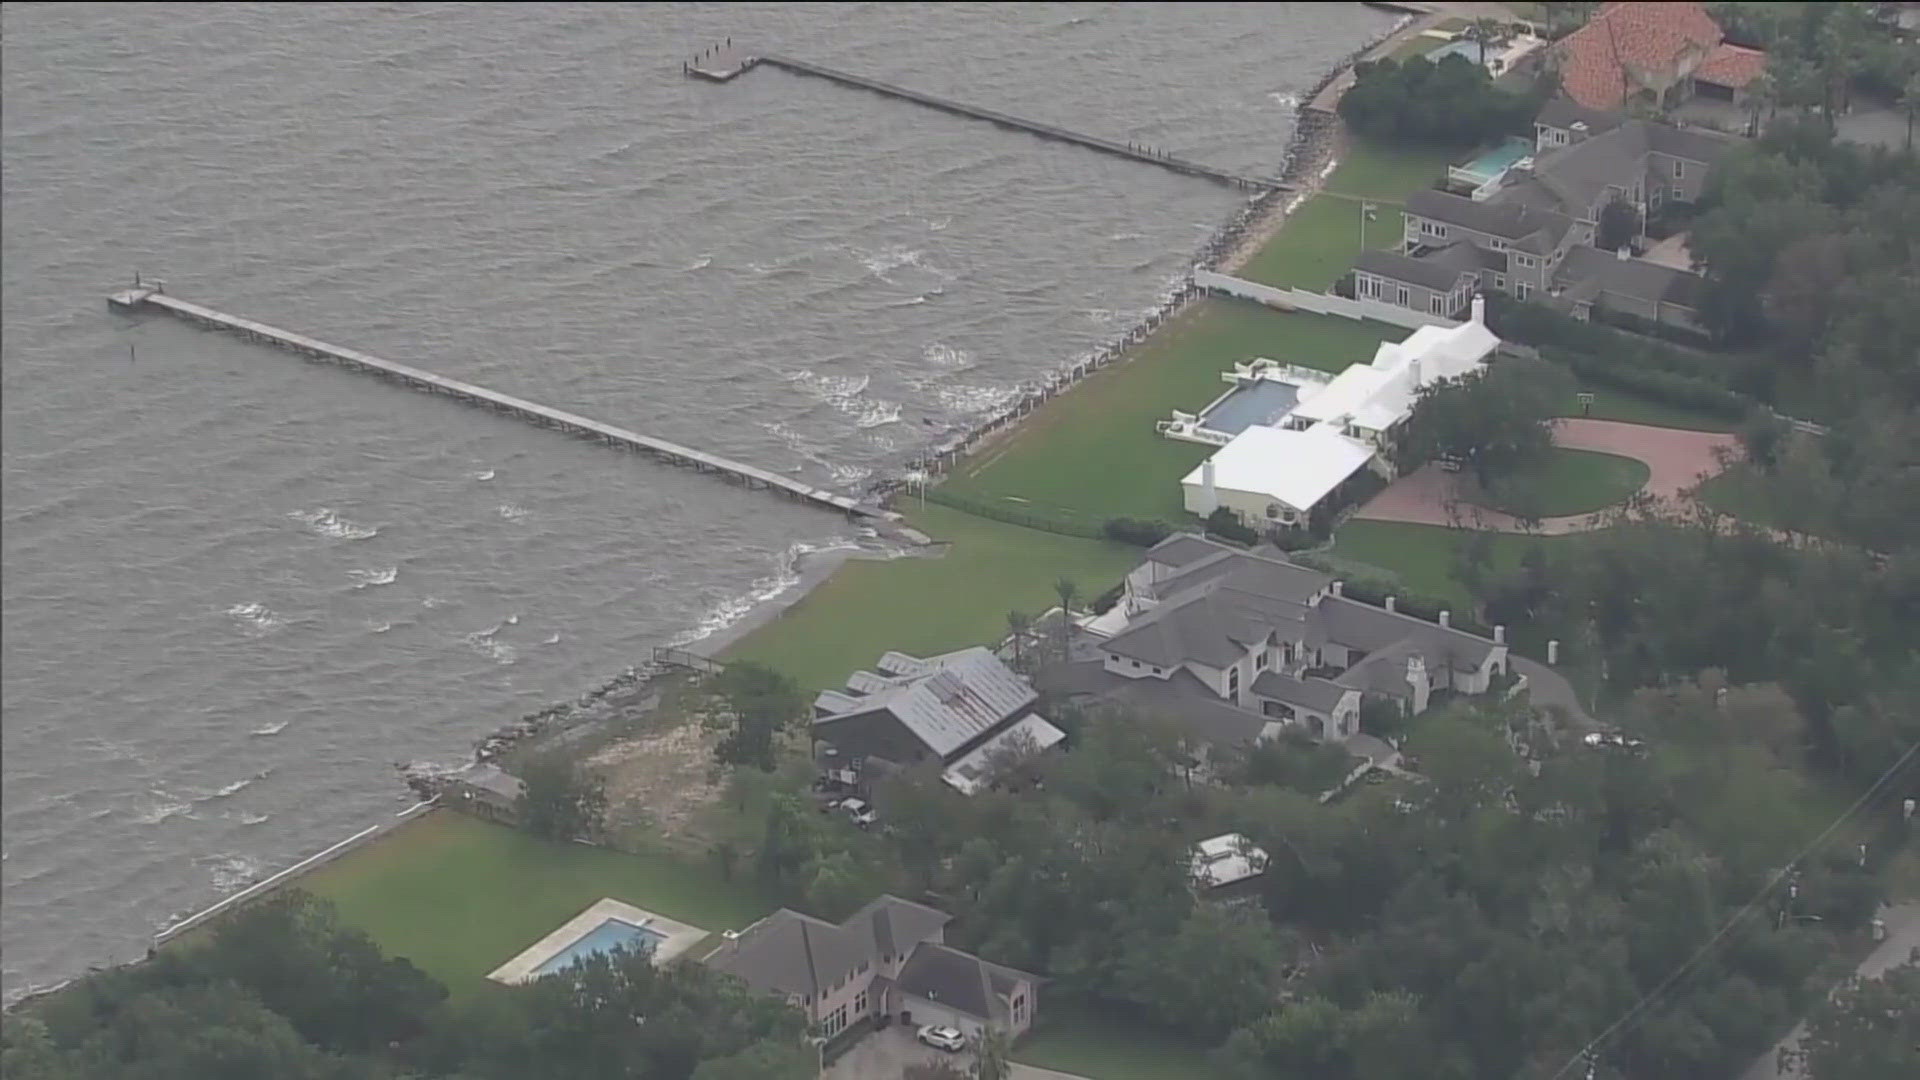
[1176,299,1499,530]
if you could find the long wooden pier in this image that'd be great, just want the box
[107,285,887,520]
[686,44,1288,193]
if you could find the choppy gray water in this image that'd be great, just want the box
[0,1,1390,1000]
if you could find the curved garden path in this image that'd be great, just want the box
[1352,418,1739,535]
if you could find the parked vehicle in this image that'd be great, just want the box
[838,797,877,828]
[917,1024,966,1052]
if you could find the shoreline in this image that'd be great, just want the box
[7,11,1432,1013]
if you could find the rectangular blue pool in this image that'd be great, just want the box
[1200,380,1300,437]
[531,917,666,977]
[1454,137,1532,185]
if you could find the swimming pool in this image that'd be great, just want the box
[530,917,666,977]
[1199,380,1300,437]
[1453,137,1533,185]
[1425,38,1486,66]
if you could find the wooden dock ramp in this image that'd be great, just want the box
[107,285,889,521]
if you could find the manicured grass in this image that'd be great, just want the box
[1239,193,1404,291]
[1564,378,1738,433]
[1015,1001,1227,1080]
[1328,519,1568,609]
[723,503,1140,693]
[1489,448,1650,518]
[303,810,776,994]
[1694,463,1774,527]
[938,300,1402,527]
[1322,139,1456,204]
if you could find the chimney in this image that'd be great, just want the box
[1471,293,1486,325]
[1331,580,1343,597]
[1408,356,1422,386]
[1384,596,1396,613]
[1493,624,1505,644]
[1570,120,1589,143]
[1438,610,1450,628]
[1199,458,1219,515]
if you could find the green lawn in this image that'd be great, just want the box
[722,503,1140,692]
[1490,448,1650,518]
[1694,463,1774,527]
[1322,139,1456,204]
[937,300,1402,528]
[1238,193,1404,291]
[1015,1001,1227,1080]
[303,810,775,994]
[1328,519,1568,609]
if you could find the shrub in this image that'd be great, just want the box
[1103,517,1174,547]
[1206,507,1260,546]
[1270,526,1319,551]
[1337,55,1536,147]
[1090,581,1126,616]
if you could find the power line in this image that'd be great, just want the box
[1550,739,1920,1079]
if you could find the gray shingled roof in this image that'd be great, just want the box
[844,895,950,961]
[1557,245,1705,308]
[1354,244,1484,293]
[1406,188,1570,245]
[1644,122,1736,164]
[1144,533,1227,569]
[1536,97,1626,137]
[1250,671,1352,713]
[1105,552,1328,669]
[706,909,869,1000]
[1316,596,1498,672]
[894,942,1037,1022]
[1036,661,1273,747]
[813,647,1036,758]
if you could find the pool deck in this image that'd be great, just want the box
[487,897,706,983]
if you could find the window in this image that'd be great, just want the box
[1516,253,1537,269]
[1014,994,1027,1023]
[1131,659,1142,670]
[1673,159,1684,178]
[1396,285,1410,307]
[822,1004,849,1038]
[855,990,869,1014]
[1227,667,1240,696]
[1429,295,1445,315]
[1489,238,1508,251]
[1494,274,1507,289]
[1265,503,1281,519]
[1672,185,1684,201]
[1420,220,1449,239]
[1256,649,1268,670]
[1516,282,1532,300]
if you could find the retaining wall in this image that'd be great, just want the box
[1192,269,1462,331]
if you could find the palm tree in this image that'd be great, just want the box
[1004,610,1032,671]
[1466,16,1509,68]
[974,1029,1012,1080]
[1051,577,1080,663]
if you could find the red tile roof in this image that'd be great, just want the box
[1554,1,1728,110]
[1694,42,1767,89]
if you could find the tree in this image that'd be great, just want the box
[1123,903,1285,1040]
[516,753,608,841]
[1596,196,1642,252]
[1005,609,1033,671]
[1901,71,1920,153]
[1790,961,1920,1080]
[1052,577,1080,663]
[1337,55,1536,147]
[1401,356,1570,489]
[1465,17,1511,67]
[709,662,805,773]
[689,1038,818,1080]
[975,1028,1013,1080]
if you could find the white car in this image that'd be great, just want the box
[917,1024,966,1052]
[838,798,876,828]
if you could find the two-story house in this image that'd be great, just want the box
[1549,1,1764,113]
[1351,103,1734,334]
[704,894,1040,1046]
[1043,536,1509,750]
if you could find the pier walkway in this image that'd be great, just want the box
[107,285,887,520]
[686,44,1288,192]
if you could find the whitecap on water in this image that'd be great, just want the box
[250,720,288,737]
[472,469,495,481]
[237,812,270,826]
[927,216,951,232]
[225,601,285,636]
[135,795,192,826]
[1267,91,1300,108]
[685,253,713,271]
[543,632,561,645]
[367,620,392,634]
[348,566,398,589]
[498,504,530,522]
[923,342,976,370]
[201,854,263,893]
[288,508,378,541]
[463,620,517,665]
[666,539,860,648]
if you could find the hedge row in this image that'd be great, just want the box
[1486,296,1749,420]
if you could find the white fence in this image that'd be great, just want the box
[152,799,439,946]
[1194,269,1460,331]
